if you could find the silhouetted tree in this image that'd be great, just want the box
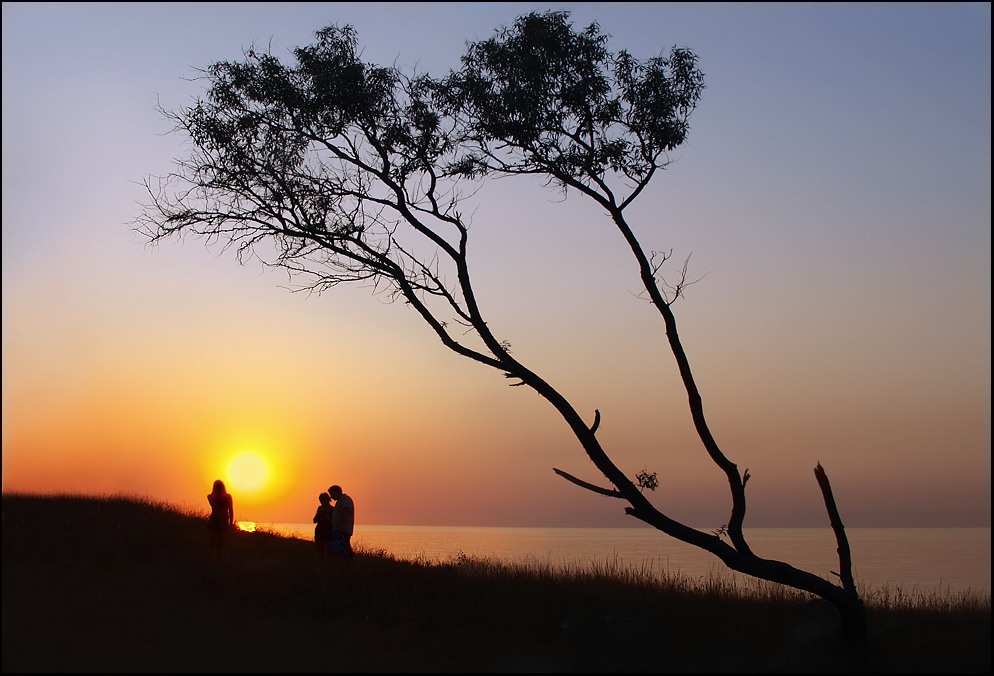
[138,11,865,645]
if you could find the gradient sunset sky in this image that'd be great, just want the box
[3,2,990,529]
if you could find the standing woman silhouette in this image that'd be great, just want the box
[313,492,335,563]
[207,479,234,564]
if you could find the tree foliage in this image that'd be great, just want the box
[139,10,866,645]
[438,11,704,198]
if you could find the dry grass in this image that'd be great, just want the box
[3,493,989,672]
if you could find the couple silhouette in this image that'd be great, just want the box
[313,485,355,562]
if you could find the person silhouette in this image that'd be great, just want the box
[328,484,355,560]
[207,479,234,564]
[313,492,335,562]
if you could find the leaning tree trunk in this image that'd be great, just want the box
[541,206,870,646]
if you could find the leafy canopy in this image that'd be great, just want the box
[438,10,705,199]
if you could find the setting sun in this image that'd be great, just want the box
[226,452,269,493]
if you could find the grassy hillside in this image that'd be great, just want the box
[2,494,989,672]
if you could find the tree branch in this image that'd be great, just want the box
[814,463,858,597]
[553,468,624,498]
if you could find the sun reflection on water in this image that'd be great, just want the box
[237,521,256,533]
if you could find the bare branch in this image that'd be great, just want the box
[553,468,624,498]
[814,463,858,598]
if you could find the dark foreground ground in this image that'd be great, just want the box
[2,494,990,673]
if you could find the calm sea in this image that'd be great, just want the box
[256,523,990,596]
